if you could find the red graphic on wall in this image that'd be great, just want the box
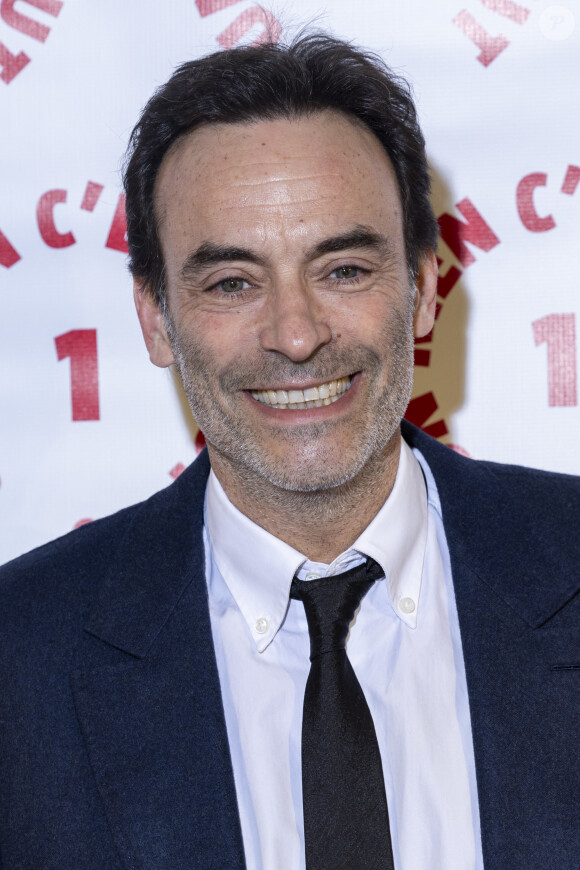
[170,462,186,479]
[195,430,207,454]
[404,392,449,439]
[55,329,100,421]
[532,314,577,407]
[196,0,241,15]
[195,0,281,50]
[418,164,578,384]
[0,227,20,267]
[2,182,128,265]
[73,518,93,529]
[1,0,63,41]
[480,0,529,24]
[105,194,128,253]
[438,198,500,267]
[516,164,580,232]
[453,0,530,66]
[21,182,128,259]
[516,173,555,232]
[217,7,281,49]
[37,189,75,248]
[415,198,500,368]
[81,181,104,212]
[562,165,580,196]
[0,41,28,83]
[0,0,63,84]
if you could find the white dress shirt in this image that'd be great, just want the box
[204,440,484,869]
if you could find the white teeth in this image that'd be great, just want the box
[251,377,352,409]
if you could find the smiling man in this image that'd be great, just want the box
[136,111,436,561]
[0,34,579,870]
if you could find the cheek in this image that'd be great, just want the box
[332,297,395,341]
[177,311,259,374]
[338,297,414,366]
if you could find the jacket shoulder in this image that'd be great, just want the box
[402,418,580,496]
[402,421,580,625]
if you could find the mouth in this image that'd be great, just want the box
[250,376,352,410]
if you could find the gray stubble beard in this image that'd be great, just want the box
[165,291,415,499]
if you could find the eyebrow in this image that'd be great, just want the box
[178,225,392,282]
[179,243,267,282]
[305,226,392,260]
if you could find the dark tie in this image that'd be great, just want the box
[290,558,395,870]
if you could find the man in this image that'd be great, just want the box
[0,34,578,870]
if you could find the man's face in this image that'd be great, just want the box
[136,111,436,495]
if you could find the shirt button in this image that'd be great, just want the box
[255,617,269,634]
[399,597,416,614]
[304,571,320,581]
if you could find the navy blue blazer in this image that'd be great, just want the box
[0,422,579,869]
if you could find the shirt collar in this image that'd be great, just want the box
[351,439,428,629]
[204,438,428,651]
[205,473,305,652]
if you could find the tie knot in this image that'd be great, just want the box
[291,558,384,660]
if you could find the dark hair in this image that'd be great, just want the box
[123,33,438,308]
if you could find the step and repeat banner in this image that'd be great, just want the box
[0,0,578,564]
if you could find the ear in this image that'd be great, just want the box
[413,250,438,339]
[133,279,175,368]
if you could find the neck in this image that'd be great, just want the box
[207,434,401,563]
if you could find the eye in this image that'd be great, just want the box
[214,276,250,294]
[330,265,363,281]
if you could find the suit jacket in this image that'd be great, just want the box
[0,421,579,869]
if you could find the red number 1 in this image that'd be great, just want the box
[532,314,577,407]
[55,329,100,420]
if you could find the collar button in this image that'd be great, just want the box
[255,617,269,635]
[304,571,321,582]
[399,597,416,615]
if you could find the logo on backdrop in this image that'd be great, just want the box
[453,1,576,65]
[0,0,63,85]
[414,162,580,437]
[195,0,281,49]
[0,182,127,269]
[453,0,530,66]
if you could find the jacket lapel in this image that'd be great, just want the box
[402,421,580,869]
[71,451,246,870]
[401,420,580,628]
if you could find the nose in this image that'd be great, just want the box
[258,279,332,362]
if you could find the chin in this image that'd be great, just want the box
[263,467,355,493]
[241,442,385,494]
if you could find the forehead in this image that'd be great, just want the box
[154,111,403,252]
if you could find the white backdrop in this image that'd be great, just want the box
[1,0,578,565]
